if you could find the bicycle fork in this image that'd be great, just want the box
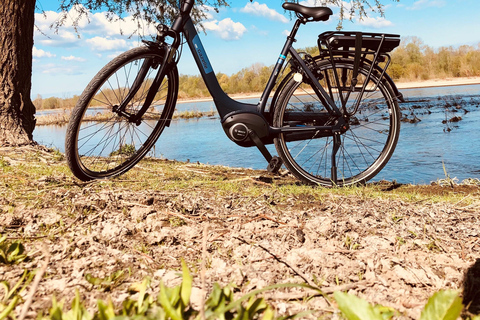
[330,130,342,185]
[112,45,172,125]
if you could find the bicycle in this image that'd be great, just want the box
[65,0,403,187]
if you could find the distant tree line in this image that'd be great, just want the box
[34,38,480,110]
[389,37,480,81]
[33,94,80,111]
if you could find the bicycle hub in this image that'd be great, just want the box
[229,123,249,142]
[222,113,269,146]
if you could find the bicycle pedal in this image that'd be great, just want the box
[267,156,283,174]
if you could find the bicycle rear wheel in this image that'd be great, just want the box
[273,58,400,186]
[65,46,178,181]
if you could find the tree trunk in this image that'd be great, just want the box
[0,0,36,146]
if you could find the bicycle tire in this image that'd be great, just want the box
[65,46,178,181]
[273,58,400,186]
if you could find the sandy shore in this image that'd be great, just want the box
[395,76,480,89]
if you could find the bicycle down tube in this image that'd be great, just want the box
[181,10,344,131]
[182,17,257,119]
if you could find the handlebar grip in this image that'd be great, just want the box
[181,0,194,13]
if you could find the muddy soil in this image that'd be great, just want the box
[1,145,479,319]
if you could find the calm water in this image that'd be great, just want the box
[34,84,480,184]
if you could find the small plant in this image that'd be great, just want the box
[85,268,131,292]
[0,270,34,319]
[41,260,312,320]
[0,157,9,168]
[435,162,459,187]
[334,291,397,320]
[334,289,463,320]
[47,290,93,320]
[391,213,403,224]
[110,144,136,156]
[344,235,361,250]
[0,235,28,265]
[169,217,187,227]
[427,239,442,252]
[51,148,65,161]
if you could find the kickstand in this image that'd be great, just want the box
[331,131,341,185]
[248,129,283,174]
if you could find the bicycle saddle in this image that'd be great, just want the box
[282,3,333,22]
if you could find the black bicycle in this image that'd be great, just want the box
[65,0,403,186]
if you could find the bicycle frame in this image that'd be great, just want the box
[168,0,346,131]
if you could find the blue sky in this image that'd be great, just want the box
[32,0,480,98]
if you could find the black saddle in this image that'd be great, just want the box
[282,3,333,22]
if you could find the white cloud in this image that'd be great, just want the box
[86,12,156,37]
[34,5,155,50]
[86,37,128,51]
[61,55,86,62]
[407,0,446,10]
[203,18,247,40]
[241,2,289,23]
[198,5,216,21]
[37,29,79,47]
[32,47,56,58]
[358,16,393,28]
[34,62,82,76]
[299,0,317,6]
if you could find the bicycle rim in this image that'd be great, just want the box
[274,59,400,186]
[66,48,177,180]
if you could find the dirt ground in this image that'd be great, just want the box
[1,145,479,319]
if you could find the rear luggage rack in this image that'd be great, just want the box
[318,31,400,54]
[316,31,401,114]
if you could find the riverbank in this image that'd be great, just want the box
[396,76,480,89]
[175,76,480,104]
[1,145,479,319]
[35,76,480,117]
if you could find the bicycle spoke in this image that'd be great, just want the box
[274,58,399,186]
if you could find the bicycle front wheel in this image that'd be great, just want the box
[65,46,178,181]
[273,58,400,186]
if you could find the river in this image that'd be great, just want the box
[34,84,480,184]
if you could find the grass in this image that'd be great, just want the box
[1,146,479,209]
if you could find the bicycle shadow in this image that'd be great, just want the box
[463,258,480,315]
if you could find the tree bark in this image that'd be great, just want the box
[0,0,36,146]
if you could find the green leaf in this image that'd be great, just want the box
[159,281,182,320]
[137,277,151,314]
[0,296,18,320]
[419,290,463,320]
[97,299,116,320]
[215,283,311,316]
[0,240,27,265]
[334,291,384,320]
[180,259,192,308]
[49,296,64,320]
[277,311,315,319]
[246,297,267,318]
[373,304,396,320]
[84,274,104,286]
[6,242,24,256]
[261,306,275,320]
[0,281,9,303]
